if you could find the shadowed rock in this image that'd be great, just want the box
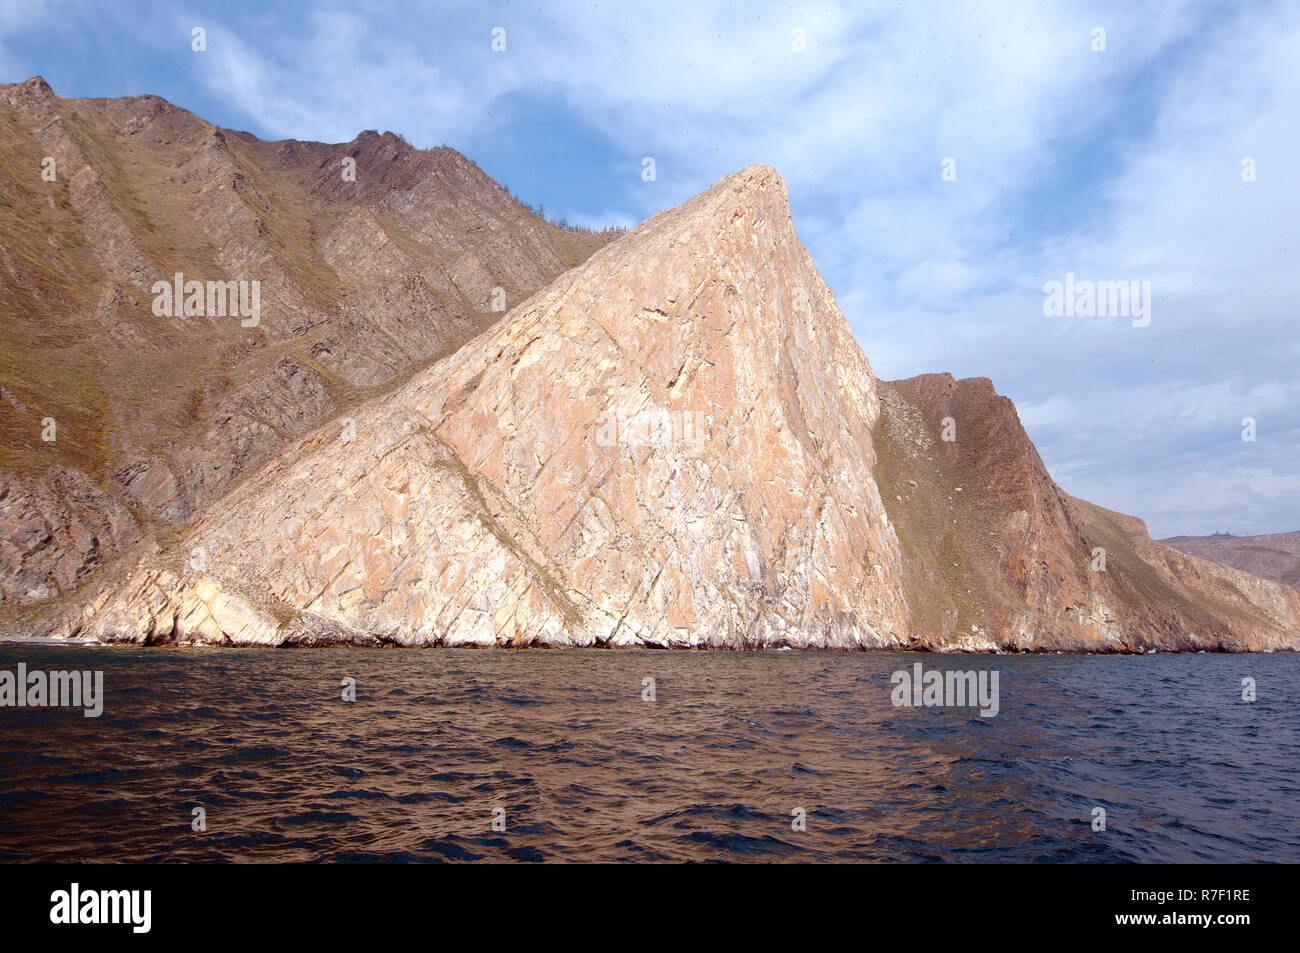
[876,374,1300,651]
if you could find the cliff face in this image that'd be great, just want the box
[21,162,1299,651]
[0,78,609,610]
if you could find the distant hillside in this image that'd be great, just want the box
[1160,532,1300,588]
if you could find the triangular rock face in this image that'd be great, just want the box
[71,166,912,648]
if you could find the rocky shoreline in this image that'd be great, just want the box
[0,630,1290,654]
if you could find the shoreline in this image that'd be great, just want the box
[0,635,1289,655]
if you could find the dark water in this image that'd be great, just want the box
[0,645,1296,862]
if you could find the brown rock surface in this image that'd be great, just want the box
[0,77,615,612]
[0,467,140,603]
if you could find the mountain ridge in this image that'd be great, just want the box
[36,163,915,648]
[875,372,1299,650]
[1159,530,1300,588]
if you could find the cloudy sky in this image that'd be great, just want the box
[2,0,1296,538]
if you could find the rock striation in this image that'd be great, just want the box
[53,165,911,648]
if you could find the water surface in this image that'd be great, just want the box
[1,647,1295,862]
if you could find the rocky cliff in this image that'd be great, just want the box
[0,78,613,610]
[15,162,1299,651]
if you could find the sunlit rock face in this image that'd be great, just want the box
[34,163,1300,651]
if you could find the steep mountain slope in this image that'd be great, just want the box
[1159,531,1300,588]
[26,164,1300,651]
[0,77,614,610]
[874,374,1300,650]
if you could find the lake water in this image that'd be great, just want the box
[0,646,1296,862]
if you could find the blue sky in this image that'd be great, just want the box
[2,0,1296,538]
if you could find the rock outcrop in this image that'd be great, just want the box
[20,163,1300,651]
[0,78,617,612]
[0,468,140,603]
